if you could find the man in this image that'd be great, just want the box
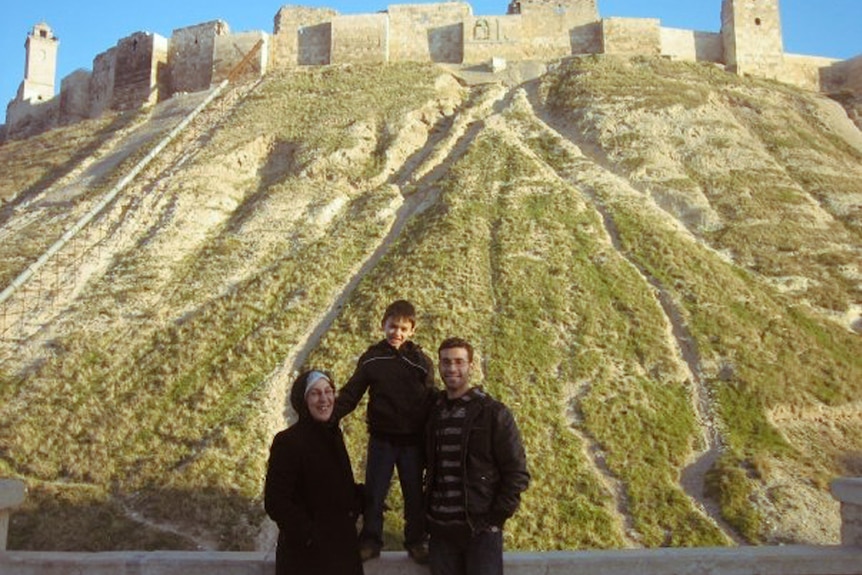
[424,337,530,575]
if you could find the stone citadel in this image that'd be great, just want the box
[4,0,861,140]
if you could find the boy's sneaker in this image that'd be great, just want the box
[359,543,381,562]
[406,541,429,565]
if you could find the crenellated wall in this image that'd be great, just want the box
[3,0,861,141]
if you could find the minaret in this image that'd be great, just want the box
[721,0,783,78]
[19,23,60,102]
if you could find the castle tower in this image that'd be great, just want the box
[19,23,60,102]
[721,0,783,78]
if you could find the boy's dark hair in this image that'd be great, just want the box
[382,299,417,326]
[438,337,473,363]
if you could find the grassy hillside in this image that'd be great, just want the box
[0,57,860,551]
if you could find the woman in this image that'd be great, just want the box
[265,370,364,575]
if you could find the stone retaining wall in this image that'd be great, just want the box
[1,546,861,575]
[1,478,861,575]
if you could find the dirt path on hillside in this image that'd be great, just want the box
[256,80,508,552]
[512,80,741,544]
[471,102,641,545]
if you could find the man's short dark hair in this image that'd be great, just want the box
[438,337,473,363]
[382,299,416,326]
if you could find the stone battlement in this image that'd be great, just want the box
[3,0,860,140]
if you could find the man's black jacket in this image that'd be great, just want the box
[424,387,530,532]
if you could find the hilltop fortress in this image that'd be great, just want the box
[4,0,861,140]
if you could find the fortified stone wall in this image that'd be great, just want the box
[89,48,116,118]
[824,55,862,94]
[170,21,230,94]
[518,2,599,61]
[58,69,92,123]
[4,0,861,142]
[272,6,338,68]
[3,95,59,139]
[516,0,599,23]
[602,18,661,57]
[661,27,723,63]
[782,54,841,92]
[388,3,470,64]
[721,0,783,78]
[820,55,862,129]
[111,32,169,111]
[331,14,389,65]
[214,31,270,83]
[462,15,522,63]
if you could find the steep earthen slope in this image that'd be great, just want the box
[0,58,859,551]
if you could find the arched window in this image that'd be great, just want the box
[474,19,490,41]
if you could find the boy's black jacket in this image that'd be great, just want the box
[333,339,436,441]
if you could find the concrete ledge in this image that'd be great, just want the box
[0,479,26,509]
[0,479,26,551]
[2,546,861,575]
[833,478,862,505]
[0,551,268,575]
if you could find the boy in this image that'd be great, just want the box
[333,300,436,563]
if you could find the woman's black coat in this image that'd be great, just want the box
[264,371,364,575]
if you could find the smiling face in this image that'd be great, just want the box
[438,346,473,399]
[305,377,335,422]
[382,315,415,350]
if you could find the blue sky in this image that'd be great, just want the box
[2,0,860,110]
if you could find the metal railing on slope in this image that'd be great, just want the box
[0,80,229,339]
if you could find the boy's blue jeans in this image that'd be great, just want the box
[429,529,504,575]
[360,434,426,549]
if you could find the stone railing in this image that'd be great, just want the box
[1,478,860,575]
